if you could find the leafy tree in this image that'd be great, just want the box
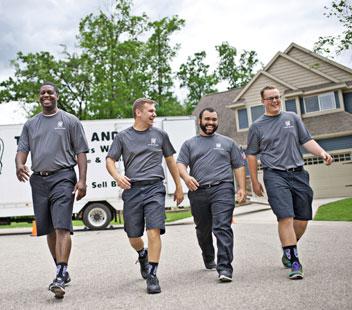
[144,16,186,115]
[215,42,259,88]
[314,0,352,56]
[177,51,218,113]
[0,0,186,119]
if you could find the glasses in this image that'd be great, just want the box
[263,95,281,101]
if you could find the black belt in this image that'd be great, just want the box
[130,179,162,187]
[264,166,303,172]
[33,167,73,177]
[198,181,224,189]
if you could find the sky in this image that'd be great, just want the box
[0,0,348,124]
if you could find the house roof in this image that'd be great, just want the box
[284,43,352,75]
[232,43,352,104]
[303,111,352,138]
[192,88,247,144]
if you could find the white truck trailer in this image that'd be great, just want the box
[0,116,196,229]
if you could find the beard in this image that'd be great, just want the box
[200,121,218,135]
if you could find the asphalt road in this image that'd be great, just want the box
[0,208,351,310]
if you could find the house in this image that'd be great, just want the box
[194,43,352,198]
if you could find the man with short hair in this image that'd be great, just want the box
[246,85,332,279]
[106,98,184,294]
[177,107,246,282]
[16,81,88,298]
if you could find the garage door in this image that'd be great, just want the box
[304,152,352,198]
[256,151,352,199]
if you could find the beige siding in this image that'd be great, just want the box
[267,56,330,88]
[287,47,352,82]
[236,75,288,106]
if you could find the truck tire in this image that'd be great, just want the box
[82,203,112,230]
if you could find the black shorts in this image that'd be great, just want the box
[30,169,76,236]
[122,181,166,238]
[263,168,313,221]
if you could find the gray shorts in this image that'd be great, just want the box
[122,181,166,238]
[29,168,76,236]
[263,168,313,221]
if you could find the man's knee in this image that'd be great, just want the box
[55,229,70,239]
[147,228,161,241]
[278,217,294,226]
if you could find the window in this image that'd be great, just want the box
[250,105,264,122]
[285,99,297,113]
[238,108,248,129]
[304,92,336,113]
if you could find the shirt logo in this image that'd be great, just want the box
[148,137,160,147]
[213,143,224,151]
[283,120,293,129]
[55,121,66,130]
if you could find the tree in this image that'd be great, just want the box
[144,16,186,115]
[215,42,259,89]
[177,51,218,113]
[314,0,352,56]
[0,0,186,119]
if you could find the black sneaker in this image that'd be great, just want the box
[136,249,149,279]
[63,272,71,285]
[204,260,216,270]
[218,270,232,282]
[49,277,65,299]
[146,274,161,294]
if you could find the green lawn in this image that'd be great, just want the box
[314,198,352,221]
[0,210,192,229]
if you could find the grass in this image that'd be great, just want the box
[314,198,352,221]
[0,210,192,229]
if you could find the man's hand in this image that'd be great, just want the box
[236,188,246,203]
[116,175,131,189]
[252,181,264,197]
[185,176,199,191]
[73,180,87,201]
[16,164,30,182]
[321,151,333,165]
[174,186,184,206]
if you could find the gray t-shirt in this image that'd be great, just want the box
[246,111,312,170]
[17,110,89,172]
[177,133,244,185]
[107,126,176,181]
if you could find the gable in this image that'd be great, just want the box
[267,55,331,89]
[234,74,288,106]
[287,46,352,82]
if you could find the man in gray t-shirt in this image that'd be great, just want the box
[177,107,246,282]
[246,85,332,280]
[106,98,183,294]
[16,82,88,299]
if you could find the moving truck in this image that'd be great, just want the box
[0,116,196,229]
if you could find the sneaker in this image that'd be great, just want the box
[289,261,304,280]
[204,260,216,270]
[49,277,65,299]
[282,254,292,268]
[136,250,149,279]
[63,272,71,285]
[218,270,232,282]
[146,274,161,294]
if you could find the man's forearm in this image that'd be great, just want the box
[76,153,87,182]
[303,140,326,157]
[15,151,28,168]
[165,156,182,188]
[234,166,246,190]
[247,155,259,183]
[176,163,190,182]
